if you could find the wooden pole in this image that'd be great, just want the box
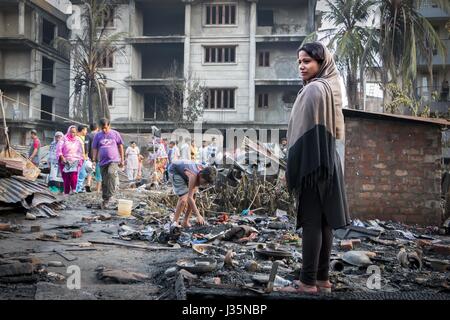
[0,90,11,150]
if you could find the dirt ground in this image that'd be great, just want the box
[1,188,449,300]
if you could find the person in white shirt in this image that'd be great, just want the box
[180,137,191,160]
[207,137,218,166]
[171,142,180,161]
[125,141,140,181]
[198,140,209,164]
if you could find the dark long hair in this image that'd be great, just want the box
[297,42,326,65]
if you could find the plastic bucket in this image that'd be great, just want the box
[117,199,133,217]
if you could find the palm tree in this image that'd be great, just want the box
[378,0,449,99]
[307,0,379,109]
[59,0,127,123]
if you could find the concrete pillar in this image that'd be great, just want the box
[128,0,136,120]
[182,1,192,119]
[183,1,191,79]
[32,10,39,42]
[248,0,257,122]
[129,0,136,36]
[307,0,317,33]
[18,1,25,35]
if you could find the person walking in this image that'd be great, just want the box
[190,140,198,161]
[76,125,89,192]
[283,42,350,293]
[57,125,84,195]
[28,130,41,166]
[198,140,208,164]
[207,137,218,166]
[86,123,99,192]
[180,137,191,160]
[125,141,140,181]
[92,118,125,209]
[48,131,64,193]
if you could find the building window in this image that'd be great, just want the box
[206,4,236,25]
[42,57,54,84]
[99,50,114,68]
[97,6,115,28]
[257,93,269,108]
[282,91,298,104]
[41,95,53,121]
[106,88,114,107]
[42,18,55,46]
[205,46,236,63]
[257,9,274,27]
[258,51,270,67]
[205,89,235,109]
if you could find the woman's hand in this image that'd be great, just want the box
[196,214,205,225]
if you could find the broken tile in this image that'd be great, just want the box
[30,225,41,233]
[71,230,83,238]
[340,240,353,250]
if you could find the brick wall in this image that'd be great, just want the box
[344,116,444,226]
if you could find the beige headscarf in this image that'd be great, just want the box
[289,42,345,144]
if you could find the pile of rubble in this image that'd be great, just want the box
[0,147,64,219]
[50,182,450,299]
[1,140,449,299]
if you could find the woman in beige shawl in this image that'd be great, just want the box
[283,42,350,293]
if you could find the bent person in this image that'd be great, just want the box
[168,160,216,228]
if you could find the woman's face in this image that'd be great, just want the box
[298,50,321,82]
[55,135,62,142]
[131,143,136,148]
[69,127,77,136]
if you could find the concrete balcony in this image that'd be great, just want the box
[0,79,37,88]
[255,34,305,43]
[125,78,184,87]
[418,1,450,19]
[255,79,302,86]
[418,39,450,66]
[126,36,186,44]
[0,36,70,62]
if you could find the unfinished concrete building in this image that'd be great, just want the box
[416,1,450,114]
[74,0,316,135]
[0,0,70,145]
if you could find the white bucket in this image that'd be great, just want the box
[117,199,133,217]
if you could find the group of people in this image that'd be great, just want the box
[35,118,125,209]
[28,41,351,294]
[144,136,221,182]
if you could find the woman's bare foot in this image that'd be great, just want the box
[181,221,192,228]
[277,281,317,293]
[171,221,181,228]
[316,280,332,293]
[316,280,332,287]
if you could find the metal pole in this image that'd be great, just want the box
[0,90,11,149]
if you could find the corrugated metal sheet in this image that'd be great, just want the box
[0,176,55,204]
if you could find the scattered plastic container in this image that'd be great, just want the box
[117,199,133,217]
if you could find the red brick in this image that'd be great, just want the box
[340,240,353,250]
[71,230,83,238]
[0,223,11,231]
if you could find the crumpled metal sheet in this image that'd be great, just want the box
[0,176,57,204]
[31,192,60,207]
